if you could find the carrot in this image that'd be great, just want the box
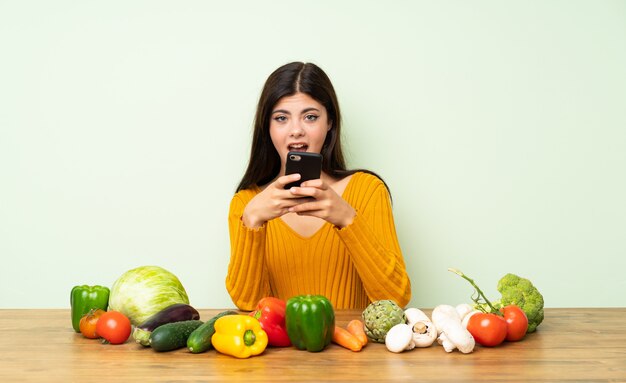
[346,319,368,346]
[332,325,362,352]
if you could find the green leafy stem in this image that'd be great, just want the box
[448,268,502,316]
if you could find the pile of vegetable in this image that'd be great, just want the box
[70,264,545,358]
[352,269,544,354]
[71,265,342,357]
[71,265,194,346]
[445,268,544,348]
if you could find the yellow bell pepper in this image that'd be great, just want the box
[211,315,268,358]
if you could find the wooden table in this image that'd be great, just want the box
[1,308,624,382]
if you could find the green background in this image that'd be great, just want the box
[2,1,625,308]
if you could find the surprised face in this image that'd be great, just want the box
[269,92,331,176]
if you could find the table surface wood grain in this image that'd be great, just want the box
[1,308,625,382]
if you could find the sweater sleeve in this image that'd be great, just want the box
[225,192,271,311]
[335,177,412,307]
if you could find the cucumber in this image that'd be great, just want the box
[187,310,238,353]
[149,320,203,352]
[133,304,200,346]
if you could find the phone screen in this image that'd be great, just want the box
[284,152,323,189]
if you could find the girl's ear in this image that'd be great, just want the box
[327,120,333,131]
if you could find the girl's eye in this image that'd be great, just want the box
[274,115,287,122]
[305,114,318,121]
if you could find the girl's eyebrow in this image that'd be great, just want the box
[271,107,320,115]
[301,107,320,114]
[272,109,290,115]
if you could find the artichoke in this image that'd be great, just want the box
[361,300,407,343]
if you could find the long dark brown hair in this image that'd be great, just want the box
[236,62,388,194]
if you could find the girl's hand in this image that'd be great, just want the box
[287,179,356,228]
[242,174,314,228]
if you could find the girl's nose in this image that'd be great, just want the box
[289,122,305,137]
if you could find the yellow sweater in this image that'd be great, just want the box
[226,172,411,310]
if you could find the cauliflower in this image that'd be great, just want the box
[496,273,545,333]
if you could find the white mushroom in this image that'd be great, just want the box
[404,308,437,347]
[455,303,474,320]
[385,323,415,353]
[461,310,481,329]
[432,304,475,354]
[455,303,481,328]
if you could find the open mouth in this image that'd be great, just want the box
[288,143,308,152]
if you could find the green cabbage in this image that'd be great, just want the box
[108,265,190,325]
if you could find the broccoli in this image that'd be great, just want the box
[496,273,545,333]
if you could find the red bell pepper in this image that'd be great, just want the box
[249,297,291,347]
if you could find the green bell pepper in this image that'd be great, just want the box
[285,295,335,352]
[70,285,110,332]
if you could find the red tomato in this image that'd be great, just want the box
[96,311,131,344]
[467,313,507,347]
[502,305,528,341]
[79,309,105,339]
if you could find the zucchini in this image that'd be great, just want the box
[133,304,200,346]
[187,310,238,353]
[149,320,203,352]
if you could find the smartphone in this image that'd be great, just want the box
[284,152,323,189]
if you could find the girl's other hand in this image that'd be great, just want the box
[287,179,356,228]
[242,174,313,228]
